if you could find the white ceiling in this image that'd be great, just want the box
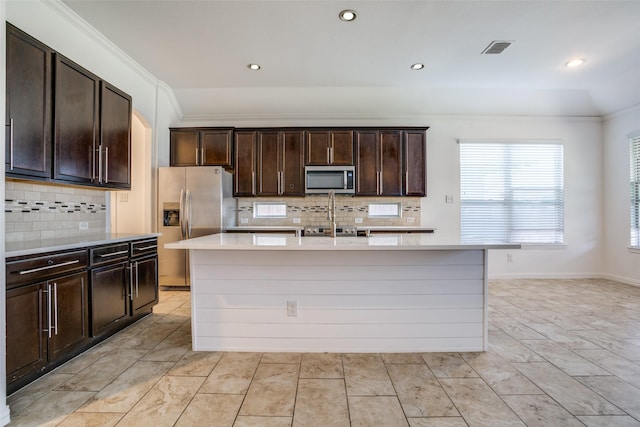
[60,0,640,120]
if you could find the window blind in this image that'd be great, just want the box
[631,136,640,247]
[460,141,564,244]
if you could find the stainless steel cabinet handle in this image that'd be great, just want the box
[98,250,128,258]
[330,146,334,164]
[46,284,52,339]
[380,171,383,194]
[135,245,157,251]
[104,146,109,183]
[135,261,139,298]
[98,144,103,184]
[327,146,331,164]
[252,172,256,195]
[201,148,205,165]
[128,264,134,301]
[53,282,58,336]
[195,148,199,165]
[405,171,409,193]
[8,118,14,170]
[19,259,80,275]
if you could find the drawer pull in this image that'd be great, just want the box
[98,250,129,258]
[134,245,157,251]
[19,260,81,275]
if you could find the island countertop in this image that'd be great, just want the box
[165,232,520,251]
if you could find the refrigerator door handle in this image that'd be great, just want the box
[186,189,193,238]
[179,189,186,239]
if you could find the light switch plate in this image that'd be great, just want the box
[119,193,129,202]
[293,218,301,224]
[445,195,454,203]
[240,218,249,224]
[355,218,363,224]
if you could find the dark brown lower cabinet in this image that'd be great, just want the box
[6,237,159,394]
[6,271,89,388]
[91,262,129,336]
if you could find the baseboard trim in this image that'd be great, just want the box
[488,272,640,288]
[0,405,11,426]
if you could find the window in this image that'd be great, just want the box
[460,140,564,244]
[631,135,640,248]
[368,203,401,218]
[253,202,287,218]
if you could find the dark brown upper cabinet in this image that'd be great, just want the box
[170,128,233,167]
[306,130,354,165]
[404,130,427,196]
[234,130,258,196]
[5,23,53,180]
[53,54,100,186]
[355,130,403,196]
[100,82,132,189]
[257,130,304,196]
[6,24,132,190]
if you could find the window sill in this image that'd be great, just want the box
[628,247,640,254]
[521,244,567,250]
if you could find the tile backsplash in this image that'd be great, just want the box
[5,180,108,242]
[236,196,421,228]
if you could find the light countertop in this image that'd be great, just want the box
[6,233,161,258]
[165,232,520,251]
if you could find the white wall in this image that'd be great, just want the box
[110,114,151,234]
[603,105,640,286]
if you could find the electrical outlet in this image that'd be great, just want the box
[355,217,363,224]
[119,193,129,202]
[79,222,89,230]
[240,218,249,224]
[406,217,415,223]
[287,301,297,317]
[293,218,301,224]
[507,253,513,262]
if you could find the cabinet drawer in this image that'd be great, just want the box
[6,250,88,288]
[90,243,130,266]
[131,239,158,258]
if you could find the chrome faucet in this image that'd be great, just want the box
[327,190,336,237]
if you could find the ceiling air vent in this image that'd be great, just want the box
[481,40,513,55]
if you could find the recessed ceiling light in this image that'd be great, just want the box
[339,9,357,22]
[247,63,261,71]
[565,58,585,68]
[410,63,425,70]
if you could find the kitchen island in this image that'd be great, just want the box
[166,233,519,353]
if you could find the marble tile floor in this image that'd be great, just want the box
[6,278,640,426]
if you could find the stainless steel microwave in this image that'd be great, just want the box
[305,165,355,194]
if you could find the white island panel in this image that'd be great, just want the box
[189,248,488,352]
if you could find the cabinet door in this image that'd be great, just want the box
[201,129,233,167]
[234,131,256,196]
[306,131,330,165]
[355,130,379,195]
[6,283,47,385]
[281,130,305,196]
[131,256,158,315]
[331,131,354,165]
[49,272,89,361]
[5,24,52,179]
[54,54,100,185]
[170,130,199,166]
[404,130,426,196]
[91,262,129,336]
[257,131,280,196]
[100,82,131,189]
[380,130,403,196]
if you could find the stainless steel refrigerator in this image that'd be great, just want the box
[157,166,234,287]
